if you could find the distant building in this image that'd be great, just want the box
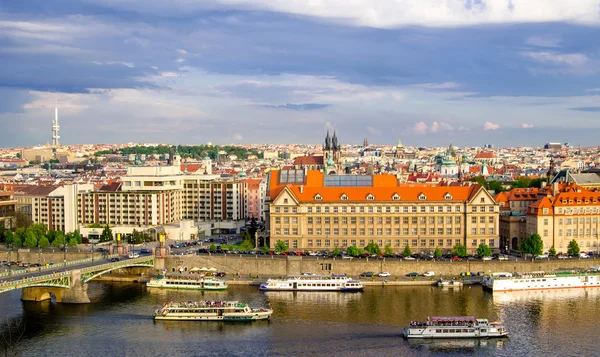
[544,142,563,150]
[0,191,16,229]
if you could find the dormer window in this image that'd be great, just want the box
[418,193,427,201]
[392,193,400,201]
[340,194,349,201]
[283,198,289,204]
[314,194,323,201]
[366,193,375,200]
[444,193,452,200]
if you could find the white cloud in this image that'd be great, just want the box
[90,0,600,28]
[522,123,534,128]
[587,88,600,92]
[233,133,243,141]
[526,36,561,48]
[413,82,460,90]
[458,126,470,132]
[411,121,428,135]
[177,49,189,54]
[367,126,382,135]
[521,51,589,66]
[484,122,500,130]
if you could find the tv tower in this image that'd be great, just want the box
[52,100,60,146]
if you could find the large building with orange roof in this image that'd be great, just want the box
[267,169,500,253]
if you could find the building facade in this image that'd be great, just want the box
[267,169,499,253]
[0,192,16,229]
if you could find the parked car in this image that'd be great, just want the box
[140,248,151,254]
[378,272,391,277]
[341,255,353,260]
[535,253,549,260]
[110,257,120,262]
[360,272,375,277]
[128,253,140,259]
[498,255,509,261]
[451,256,462,262]
[215,272,226,277]
[580,253,590,259]
[482,256,493,261]
[301,272,313,276]
[405,272,419,277]
[404,256,416,260]
[422,271,435,277]
[558,254,571,259]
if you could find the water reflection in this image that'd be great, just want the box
[407,338,508,354]
[492,287,600,304]
[262,291,362,304]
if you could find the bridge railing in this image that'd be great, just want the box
[0,254,119,278]
[79,255,155,275]
[0,271,70,288]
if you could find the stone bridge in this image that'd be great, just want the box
[0,256,155,303]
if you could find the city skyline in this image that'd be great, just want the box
[2,1,600,147]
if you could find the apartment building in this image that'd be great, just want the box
[0,191,16,229]
[242,177,265,221]
[267,169,499,252]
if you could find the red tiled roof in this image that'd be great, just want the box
[474,152,496,159]
[293,156,324,166]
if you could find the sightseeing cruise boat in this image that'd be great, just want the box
[259,274,364,292]
[482,271,600,292]
[437,279,463,288]
[147,276,228,290]
[153,300,273,321]
[402,316,509,339]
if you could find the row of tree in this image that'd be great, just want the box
[469,177,548,193]
[3,223,82,249]
[94,145,261,161]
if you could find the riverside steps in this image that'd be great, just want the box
[163,254,600,278]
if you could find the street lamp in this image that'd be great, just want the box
[63,239,67,267]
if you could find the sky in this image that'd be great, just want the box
[2,0,600,148]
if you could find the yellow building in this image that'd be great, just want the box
[267,169,499,253]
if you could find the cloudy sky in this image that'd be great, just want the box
[2,0,600,148]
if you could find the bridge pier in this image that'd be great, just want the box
[21,270,91,304]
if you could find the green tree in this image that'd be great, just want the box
[487,180,505,193]
[434,247,442,259]
[469,177,487,186]
[12,236,21,248]
[240,239,254,251]
[364,241,381,255]
[14,211,32,229]
[567,240,580,256]
[100,225,113,243]
[38,236,50,248]
[476,243,492,257]
[346,245,361,257]
[521,233,543,256]
[46,230,60,244]
[403,244,412,257]
[511,177,533,189]
[384,245,393,256]
[530,178,548,188]
[274,240,288,253]
[14,227,25,243]
[28,223,48,241]
[549,246,557,256]
[67,237,78,247]
[23,230,38,248]
[4,229,14,246]
[453,243,468,258]
[209,243,217,252]
[51,232,66,248]
[262,245,270,254]
[72,230,83,244]
[332,247,342,256]
[0,223,4,242]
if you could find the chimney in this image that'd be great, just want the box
[541,181,547,189]
[300,185,304,194]
[552,182,559,196]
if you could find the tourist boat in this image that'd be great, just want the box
[437,279,463,288]
[146,276,228,290]
[153,300,273,321]
[402,316,509,339]
[482,271,600,292]
[259,274,364,292]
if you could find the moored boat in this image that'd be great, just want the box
[154,300,272,321]
[437,279,463,288]
[402,316,508,339]
[259,274,363,292]
[482,271,600,292]
[147,276,228,290]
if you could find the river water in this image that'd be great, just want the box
[1,282,600,357]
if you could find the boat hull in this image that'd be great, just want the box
[154,311,272,322]
[259,286,364,292]
[483,273,600,292]
[403,328,508,339]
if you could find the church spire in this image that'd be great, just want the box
[332,130,339,150]
[324,130,331,151]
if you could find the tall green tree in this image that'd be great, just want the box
[72,230,83,244]
[67,237,78,247]
[434,247,442,259]
[28,223,47,241]
[100,225,113,243]
[240,239,254,250]
[476,243,492,257]
[23,230,38,248]
[209,243,217,252]
[453,243,468,258]
[274,240,288,253]
[549,246,557,256]
[511,177,533,189]
[521,233,544,256]
[38,236,50,248]
[12,236,21,248]
[487,181,505,193]
[364,241,381,255]
[384,245,393,256]
[567,240,580,256]
[51,232,66,248]
[46,230,61,244]
[4,229,14,246]
[403,244,412,257]
[346,245,361,257]
[332,247,342,256]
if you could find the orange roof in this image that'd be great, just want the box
[293,156,324,166]
[241,178,262,190]
[474,152,496,159]
[494,191,509,204]
[506,187,539,201]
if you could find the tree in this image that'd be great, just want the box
[67,237,78,247]
[346,245,362,257]
[100,225,113,243]
[403,244,412,257]
[549,246,557,256]
[46,230,61,244]
[0,223,4,242]
[477,243,492,257]
[364,241,381,255]
[14,211,32,229]
[240,239,254,251]
[4,229,14,246]
[209,243,217,252]
[487,180,505,193]
[12,236,21,248]
[51,232,66,248]
[332,247,342,256]
[72,230,83,244]
[434,247,442,259]
[274,240,288,253]
[261,245,270,254]
[567,240,580,256]
[453,243,468,258]
[14,228,25,243]
[38,236,50,248]
[28,223,47,241]
[384,245,393,256]
[530,178,548,188]
[23,230,38,248]
[521,233,543,256]
[511,177,533,189]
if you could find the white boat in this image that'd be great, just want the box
[259,274,364,292]
[402,316,509,339]
[482,271,600,292]
[437,279,463,288]
[147,277,228,290]
[153,300,272,321]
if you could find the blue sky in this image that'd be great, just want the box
[1,0,600,148]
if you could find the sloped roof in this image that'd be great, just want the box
[293,156,324,166]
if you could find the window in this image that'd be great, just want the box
[340,194,349,200]
[403,217,409,224]
[420,228,426,235]
[489,239,495,247]
[366,194,375,200]
[489,217,494,223]
[429,228,435,235]
[351,228,357,235]
[308,240,313,247]
[377,228,383,235]
[360,217,365,224]
[386,228,391,235]
[275,217,281,224]
[342,228,348,235]
[316,217,322,224]
[480,206,485,212]
[420,206,426,213]
[360,229,365,235]
[395,240,400,247]
[325,217,330,224]
[351,217,356,224]
[368,217,374,224]
[403,207,409,213]
[386,217,391,224]
[342,240,347,247]
[472,239,477,246]
[489,228,494,234]
[437,228,443,235]
[368,207,374,213]
[284,217,290,223]
[316,240,322,247]
[351,240,356,246]
[412,239,418,246]
[325,240,330,247]
[438,239,444,246]
[471,228,477,234]
[445,193,452,200]
[418,194,427,200]
[429,217,435,224]
[471,207,477,213]
[420,217,426,224]
[342,217,347,224]
[332,217,338,224]
[455,228,461,235]
[308,228,313,235]
[333,228,339,235]
[325,228,330,235]
[480,228,486,235]
[455,217,461,224]
[412,217,418,224]
[307,217,313,224]
[446,217,452,224]
[429,239,435,246]
[360,240,365,247]
[316,228,322,235]
[447,239,452,246]
[411,228,417,235]
[314,194,323,200]
[395,228,400,235]
[394,217,400,224]
[368,228,374,235]
[392,193,400,200]
[403,228,409,235]
[420,239,426,246]
[412,206,417,213]
[292,228,298,235]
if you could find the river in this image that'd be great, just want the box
[1,282,600,356]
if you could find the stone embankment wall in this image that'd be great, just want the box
[0,251,103,264]
[164,255,600,277]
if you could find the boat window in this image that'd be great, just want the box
[481,329,487,332]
